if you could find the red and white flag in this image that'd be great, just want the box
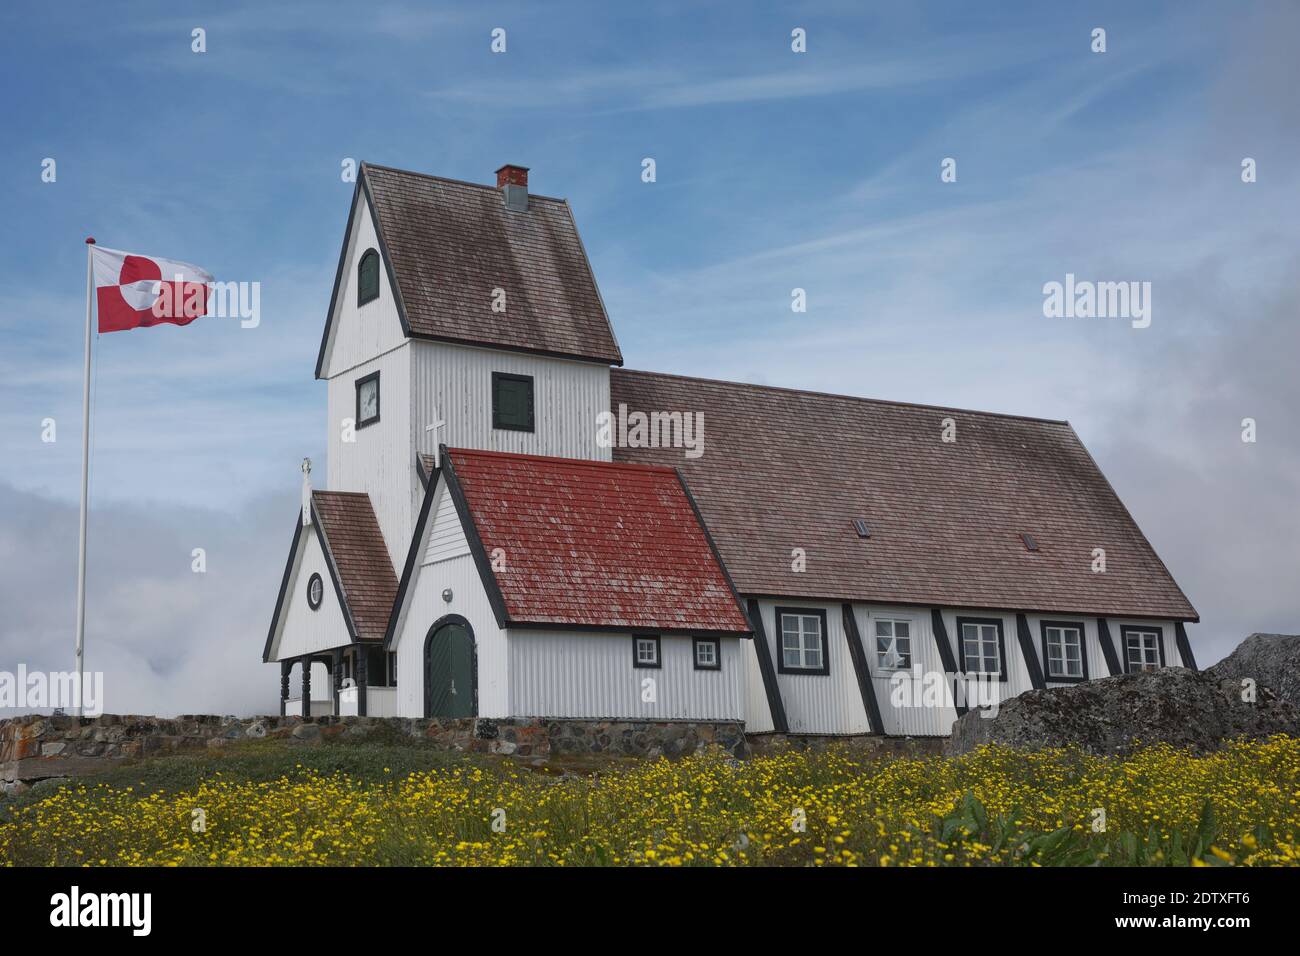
[91,245,213,333]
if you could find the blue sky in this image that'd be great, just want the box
[1,1,1297,713]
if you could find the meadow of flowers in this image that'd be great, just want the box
[2,736,1298,866]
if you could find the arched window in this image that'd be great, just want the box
[357,248,380,306]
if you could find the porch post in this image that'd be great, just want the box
[332,648,343,715]
[280,660,291,717]
[355,647,368,717]
[300,656,312,718]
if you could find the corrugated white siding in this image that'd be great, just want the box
[507,631,744,720]
[270,524,351,661]
[753,600,870,735]
[742,639,775,733]
[746,601,1187,736]
[366,686,401,717]
[854,604,956,737]
[322,192,407,380]
[422,482,468,565]
[1021,614,1113,684]
[410,340,612,463]
[326,346,413,571]
[936,608,1028,712]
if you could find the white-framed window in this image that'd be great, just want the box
[632,634,661,669]
[958,618,1004,678]
[693,637,720,671]
[1042,622,1086,680]
[1123,628,1163,673]
[873,618,913,671]
[776,608,828,674]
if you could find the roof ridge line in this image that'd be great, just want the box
[613,367,1072,427]
[448,446,679,474]
[361,161,568,204]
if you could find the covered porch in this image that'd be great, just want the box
[279,643,400,717]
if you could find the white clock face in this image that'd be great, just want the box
[359,380,378,421]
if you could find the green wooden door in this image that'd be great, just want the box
[425,622,476,718]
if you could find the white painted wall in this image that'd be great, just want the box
[410,339,611,463]
[423,483,469,564]
[853,604,957,738]
[326,345,412,571]
[321,190,407,381]
[750,599,871,735]
[1020,614,1113,685]
[744,599,1187,736]
[741,639,775,733]
[507,632,745,721]
[268,523,351,662]
[389,477,507,718]
[366,686,400,717]
[1108,618,1184,670]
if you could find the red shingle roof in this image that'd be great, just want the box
[312,491,397,641]
[444,448,750,634]
[609,368,1198,621]
[363,164,622,365]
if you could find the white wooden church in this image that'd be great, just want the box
[264,162,1199,737]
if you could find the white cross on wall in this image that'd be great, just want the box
[424,407,446,466]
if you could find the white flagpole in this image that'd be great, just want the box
[75,237,95,716]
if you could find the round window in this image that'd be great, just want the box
[307,572,323,610]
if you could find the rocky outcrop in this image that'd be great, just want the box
[1209,633,1300,708]
[946,667,1300,756]
[1,714,749,791]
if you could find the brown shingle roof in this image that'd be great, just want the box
[312,491,397,641]
[609,368,1198,621]
[363,164,622,365]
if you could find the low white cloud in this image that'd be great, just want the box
[0,482,294,717]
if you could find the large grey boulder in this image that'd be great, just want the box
[1208,633,1300,708]
[945,666,1300,756]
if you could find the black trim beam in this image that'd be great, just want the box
[355,647,368,717]
[332,648,343,715]
[300,657,311,718]
[263,517,305,662]
[1016,613,1046,690]
[747,599,789,734]
[441,445,512,629]
[842,603,885,734]
[504,620,749,637]
[1097,617,1122,675]
[930,609,966,717]
[1175,622,1199,671]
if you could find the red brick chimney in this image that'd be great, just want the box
[495,164,529,188]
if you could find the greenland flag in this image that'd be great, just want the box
[92,245,213,333]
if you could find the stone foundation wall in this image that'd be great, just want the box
[0,714,751,789]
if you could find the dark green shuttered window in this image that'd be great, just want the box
[492,372,534,432]
[357,248,380,306]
